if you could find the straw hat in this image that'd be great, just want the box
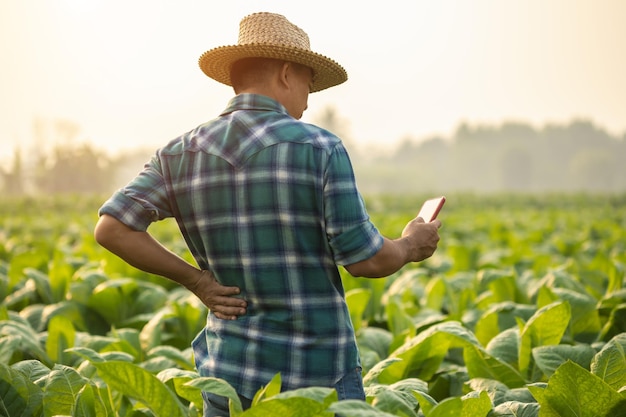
[198,12,347,93]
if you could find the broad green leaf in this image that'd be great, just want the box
[590,333,626,390]
[532,344,595,378]
[147,345,194,370]
[518,301,571,380]
[243,386,337,416]
[413,390,438,416]
[0,362,44,417]
[157,368,204,409]
[485,328,519,366]
[367,379,427,416]
[346,288,371,333]
[8,253,47,290]
[424,277,446,311]
[380,321,480,384]
[530,361,625,417]
[551,288,601,342]
[0,320,53,367]
[91,360,186,417]
[48,249,74,302]
[490,401,540,417]
[139,307,174,352]
[186,376,243,415]
[41,301,89,333]
[42,364,88,417]
[24,268,55,304]
[0,334,21,364]
[464,345,526,388]
[252,372,282,405]
[74,383,108,417]
[46,314,76,364]
[459,390,492,417]
[328,399,399,417]
[598,303,626,341]
[478,269,517,303]
[357,327,393,362]
[12,359,51,385]
[385,299,415,337]
[475,302,535,346]
[467,378,535,406]
[370,389,417,417]
[66,346,106,364]
[363,357,402,386]
[429,396,462,417]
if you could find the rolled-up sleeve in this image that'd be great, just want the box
[98,155,173,231]
[324,144,384,266]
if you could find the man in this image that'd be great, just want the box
[94,12,441,416]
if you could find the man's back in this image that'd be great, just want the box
[153,94,382,397]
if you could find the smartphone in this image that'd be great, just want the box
[417,196,446,222]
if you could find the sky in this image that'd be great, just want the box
[1,0,625,163]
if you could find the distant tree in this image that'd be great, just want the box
[30,118,114,194]
[1,147,24,195]
[311,106,356,153]
[34,142,113,194]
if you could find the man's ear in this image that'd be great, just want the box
[277,61,292,90]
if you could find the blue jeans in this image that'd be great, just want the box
[202,367,365,417]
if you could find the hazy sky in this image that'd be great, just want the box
[1,0,625,162]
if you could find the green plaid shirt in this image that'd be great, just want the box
[99,94,383,398]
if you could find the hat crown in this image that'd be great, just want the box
[238,12,311,51]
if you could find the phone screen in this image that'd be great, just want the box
[418,196,446,222]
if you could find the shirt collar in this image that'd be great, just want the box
[220,93,289,117]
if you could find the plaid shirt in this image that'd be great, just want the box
[99,94,383,398]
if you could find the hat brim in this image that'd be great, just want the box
[198,44,347,93]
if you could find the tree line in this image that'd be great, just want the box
[2,114,625,196]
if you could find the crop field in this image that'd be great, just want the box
[1,193,625,416]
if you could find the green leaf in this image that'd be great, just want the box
[48,249,74,302]
[157,368,204,410]
[41,364,88,417]
[367,379,427,417]
[0,362,44,417]
[380,321,479,383]
[358,327,393,361]
[243,386,337,417]
[186,376,243,415]
[518,301,571,381]
[531,361,625,417]
[485,328,519,366]
[413,390,438,416]
[91,360,187,417]
[0,320,53,367]
[46,314,76,364]
[532,344,595,378]
[328,399,399,417]
[552,288,601,342]
[251,372,282,405]
[363,357,403,386]
[346,288,371,333]
[475,302,535,346]
[72,384,99,417]
[490,401,540,417]
[590,333,626,390]
[459,390,492,417]
[424,277,447,311]
[385,299,415,337]
[464,345,526,388]
[478,269,517,303]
